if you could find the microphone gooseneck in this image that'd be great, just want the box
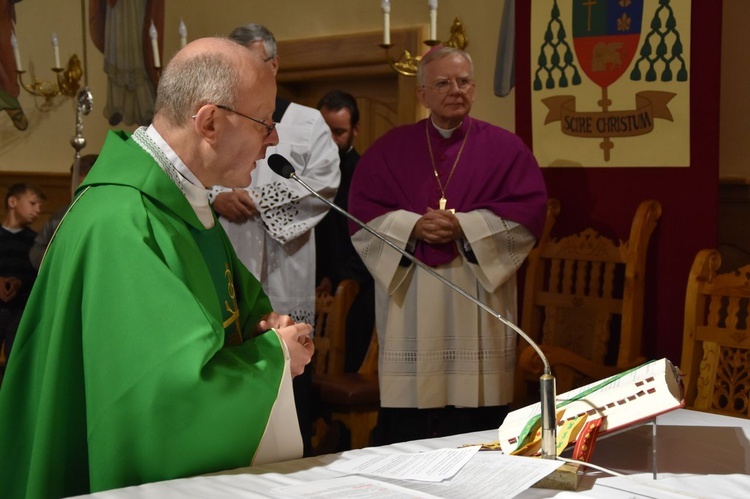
[269,154,558,459]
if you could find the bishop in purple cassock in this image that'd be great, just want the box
[348,46,547,444]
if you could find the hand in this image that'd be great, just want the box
[412,208,464,244]
[212,190,258,223]
[275,322,315,377]
[257,311,296,331]
[0,277,21,303]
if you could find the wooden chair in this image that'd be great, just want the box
[515,199,662,406]
[310,278,380,452]
[312,278,359,376]
[681,249,750,418]
[537,198,562,249]
[313,331,380,451]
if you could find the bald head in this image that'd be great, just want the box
[154,37,272,128]
[151,37,279,189]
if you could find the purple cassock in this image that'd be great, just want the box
[348,116,548,267]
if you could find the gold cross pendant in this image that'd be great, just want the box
[439,197,455,213]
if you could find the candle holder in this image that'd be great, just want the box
[381,17,468,77]
[17,54,83,103]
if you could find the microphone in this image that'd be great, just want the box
[268,153,558,459]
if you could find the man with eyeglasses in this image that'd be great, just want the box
[348,46,548,444]
[0,37,314,498]
[209,24,340,457]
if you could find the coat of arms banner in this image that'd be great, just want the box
[531,0,691,167]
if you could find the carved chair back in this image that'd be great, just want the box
[515,200,662,404]
[681,249,750,418]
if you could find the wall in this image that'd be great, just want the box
[719,1,750,271]
[1,1,116,173]
[720,0,750,182]
[4,0,746,178]
[516,1,722,363]
[2,2,748,179]
[0,1,734,363]
[1,0,512,173]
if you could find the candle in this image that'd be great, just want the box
[10,33,22,72]
[381,0,391,45]
[428,0,438,41]
[51,32,61,68]
[179,19,187,48]
[149,21,160,68]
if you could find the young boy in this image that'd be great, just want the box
[1,183,45,367]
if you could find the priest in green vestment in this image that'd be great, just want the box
[0,37,315,499]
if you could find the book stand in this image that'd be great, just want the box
[650,416,658,479]
[533,415,660,491]
[590,415,661,479]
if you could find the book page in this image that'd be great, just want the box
[276,453,564,499]
[327,446,480,482]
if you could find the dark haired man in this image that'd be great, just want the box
[315,90,375,372]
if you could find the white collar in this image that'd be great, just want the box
[132,126,214,228]
[430,116,462,138]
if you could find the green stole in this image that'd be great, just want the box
[189,222,245,347]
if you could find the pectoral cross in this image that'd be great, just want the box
[438,197,455,214]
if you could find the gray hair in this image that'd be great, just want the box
[229,23,277,58]
[154,46,241,126]
[416,46,474,86]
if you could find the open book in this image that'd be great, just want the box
[498,358,685,456]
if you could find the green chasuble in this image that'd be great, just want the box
[0,131,289,498]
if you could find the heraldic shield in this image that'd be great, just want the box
[573,0,644,89]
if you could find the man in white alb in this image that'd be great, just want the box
[209,24,340,455]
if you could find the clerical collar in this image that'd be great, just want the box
[132,126,214,229]
[430,116,463,138]
[340,145,354,158]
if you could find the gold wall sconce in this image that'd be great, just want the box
[378,0,469,77]
[11,33,84,102]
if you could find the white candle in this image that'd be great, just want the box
[149,21,161,68]
[51,32,61,68]
[428,0,438,41]
[381,0,391,45]
[10,33,23,72]
[179,19,187,48]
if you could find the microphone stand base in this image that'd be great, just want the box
[531,462,582,491]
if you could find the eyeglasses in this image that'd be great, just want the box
[192,104,276,138]
[215,105,277,138]
[422,77,475,94]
